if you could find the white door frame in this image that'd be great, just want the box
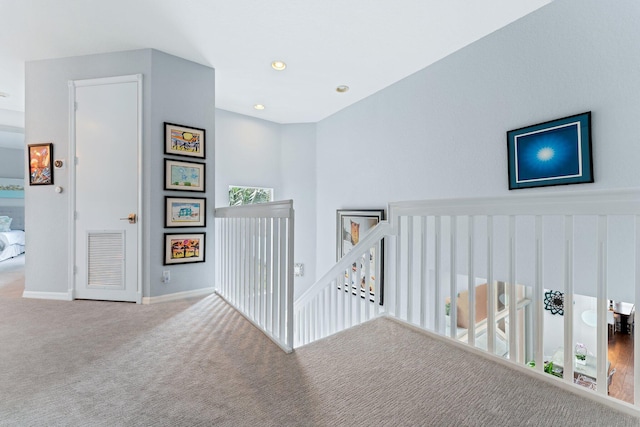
[68,74,143,303]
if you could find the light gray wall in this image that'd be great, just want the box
[314,0,640,276]
[25,49,215,298]
[215,109,317,296]
[214,109,282,207]
[25,50,152,296]
[149,50,215,298]
[0,147,24,178]
[281,124,317,295]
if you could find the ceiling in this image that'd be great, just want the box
[0,0,551,148]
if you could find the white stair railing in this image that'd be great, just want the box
[386,189,640,405]
[215,200,295,352]
[293,221,393,347]
[215,190,640,409]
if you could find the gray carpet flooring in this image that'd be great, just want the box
[1,255,639,426]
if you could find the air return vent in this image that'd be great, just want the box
[87,231,125,289]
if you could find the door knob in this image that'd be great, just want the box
[119,213,137,224]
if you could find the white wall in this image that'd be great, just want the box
[0,147,23,178]
[280,124,317,294]
[214,109,282,207]
[25,49,215,299]
[149,50,215,298]
[314,0,640,279]
[215,110,317,296]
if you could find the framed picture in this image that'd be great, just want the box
[507,112,593,190]
[165,196,206,228]
[165,122,206,159]
[164,232,206,265]
[337,209,384,304]
[165,159,205,192]
[28,143,53,185]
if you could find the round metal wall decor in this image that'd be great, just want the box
[544,290,564,315]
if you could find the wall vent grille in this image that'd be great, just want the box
[87,231,125,289]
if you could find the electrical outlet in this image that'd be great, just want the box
[294,263,304,277]
[162,270,170,283]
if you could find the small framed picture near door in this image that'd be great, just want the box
[28,143,53,185]
[165,122,206,159]
[165,196,206,228]
[164,232,206,265]
[336,209,384,304]
[164,159,205,192]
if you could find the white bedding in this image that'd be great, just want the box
[0,230,25,261]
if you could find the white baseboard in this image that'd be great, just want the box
[22,290,73,301]
[142,287,215,304]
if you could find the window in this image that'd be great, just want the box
[228,185,273,206]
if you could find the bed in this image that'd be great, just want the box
[0,212,25,262]
[0,229,25,261]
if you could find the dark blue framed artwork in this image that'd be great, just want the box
[507,112,593,190]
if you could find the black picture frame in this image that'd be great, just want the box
[165,196,206,228]
[507,112,593,190]
[336,209,385,305]
[164,159,206,192]
[164,122,206,159]
[28,143,54,185]
[163,232,206,265]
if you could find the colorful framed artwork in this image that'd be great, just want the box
[507,112,593,190]
[336,209,384,305]
[165,122,205,159]
[165,196,206,228]
[0,178,25,199]
[164,232,206,265]
[165,159,205,192]
[28,143,53,185]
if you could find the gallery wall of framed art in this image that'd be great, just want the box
[163,122,208,265]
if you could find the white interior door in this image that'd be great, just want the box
[72,75,141,302]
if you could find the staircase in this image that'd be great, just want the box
[215,189,640,409]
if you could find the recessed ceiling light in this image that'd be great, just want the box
[336,85,349,93]
[254,104,265,110]
[0,92,9,98]
[271,61,286,71]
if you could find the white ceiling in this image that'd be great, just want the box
[0,0,551,147]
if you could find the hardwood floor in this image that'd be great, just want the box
[608,329,634,404]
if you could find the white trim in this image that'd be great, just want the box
[215,199,294,219]
[71,74,142,87]
[141,287,215,304]
[388,188,640,219]
[67,81,76,300]
[22,291,73,301]
[514,121,583,184]
[135,73,143,304]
